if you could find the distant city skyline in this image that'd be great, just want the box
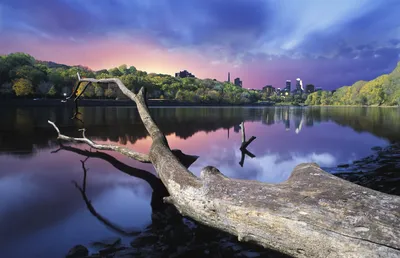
[1,0,399,90]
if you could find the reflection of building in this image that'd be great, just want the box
[305,84,315,93]
[294,110,304,134]
[234,124,241,133]
[285,119,290,131]
[234,77,242,87]
[175,70,195,78]
[306,115,314,127]
[283,108,290,131]
[261,109,275,125]
[262,85,275,95]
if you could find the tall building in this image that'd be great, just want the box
[228,72,231,83]
[175,70,195,78]
[285,80,291,92]
[234,77,242,87]
[305,84,315,93]
[296,78,304,92]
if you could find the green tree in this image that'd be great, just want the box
[118,64,128,75]
[127,66,137,74]
[94,85,104,98]
[320,91,331,105]
[13,78,34,96]
[83,85,95,98]
[121,74,137,91]
[104,88,117,98]
[109,67,123,77]
[9,65,46,87]
[37,81,53,96]
[47,86,57,97]
[5,52,35,68]
[0,82,13,95]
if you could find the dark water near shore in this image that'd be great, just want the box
[0,106,399,257]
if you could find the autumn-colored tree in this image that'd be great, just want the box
[13,78,34,96]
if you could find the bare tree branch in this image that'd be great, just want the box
[47,120,151,163]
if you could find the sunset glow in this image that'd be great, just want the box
[1,0,399,89]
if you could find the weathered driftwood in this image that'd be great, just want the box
[49,75,400,258]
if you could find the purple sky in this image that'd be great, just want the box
[0,0,400,90]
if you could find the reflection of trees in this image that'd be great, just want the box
[0,107,261,156]
[2,106,400,156]
[57,145,285,257]
[305,107,400,142]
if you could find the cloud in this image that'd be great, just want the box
[1,0,399,89]
[190,144,337,183]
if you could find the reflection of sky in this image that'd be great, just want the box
[187,121,388,183]
[0,113,390,257]
[0,150,153,258]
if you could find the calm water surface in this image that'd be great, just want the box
[0,106,399,257]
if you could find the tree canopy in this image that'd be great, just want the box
[0,52,276,104]
[306,62,400,106]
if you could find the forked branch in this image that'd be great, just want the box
[47,120,151,163]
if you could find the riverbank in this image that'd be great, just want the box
[0,98,276,107]
[308,104,400,108]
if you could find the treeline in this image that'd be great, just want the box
[0,52,286,104]
[306,62,400,106]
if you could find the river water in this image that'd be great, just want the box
[0,106,399,257]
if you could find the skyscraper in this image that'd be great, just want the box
[305,84,315,93]
[228,72,231,83]
[285,80,291,92]
[234,77,242,87]
[296,78,304,92]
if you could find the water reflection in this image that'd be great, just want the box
[1,107,399,157]
[57,144,287,257]
[0,106,398,257]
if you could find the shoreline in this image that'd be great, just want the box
[1,99,399,108]
[0,99,277,107]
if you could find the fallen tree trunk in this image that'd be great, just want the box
[49,74,400,258]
